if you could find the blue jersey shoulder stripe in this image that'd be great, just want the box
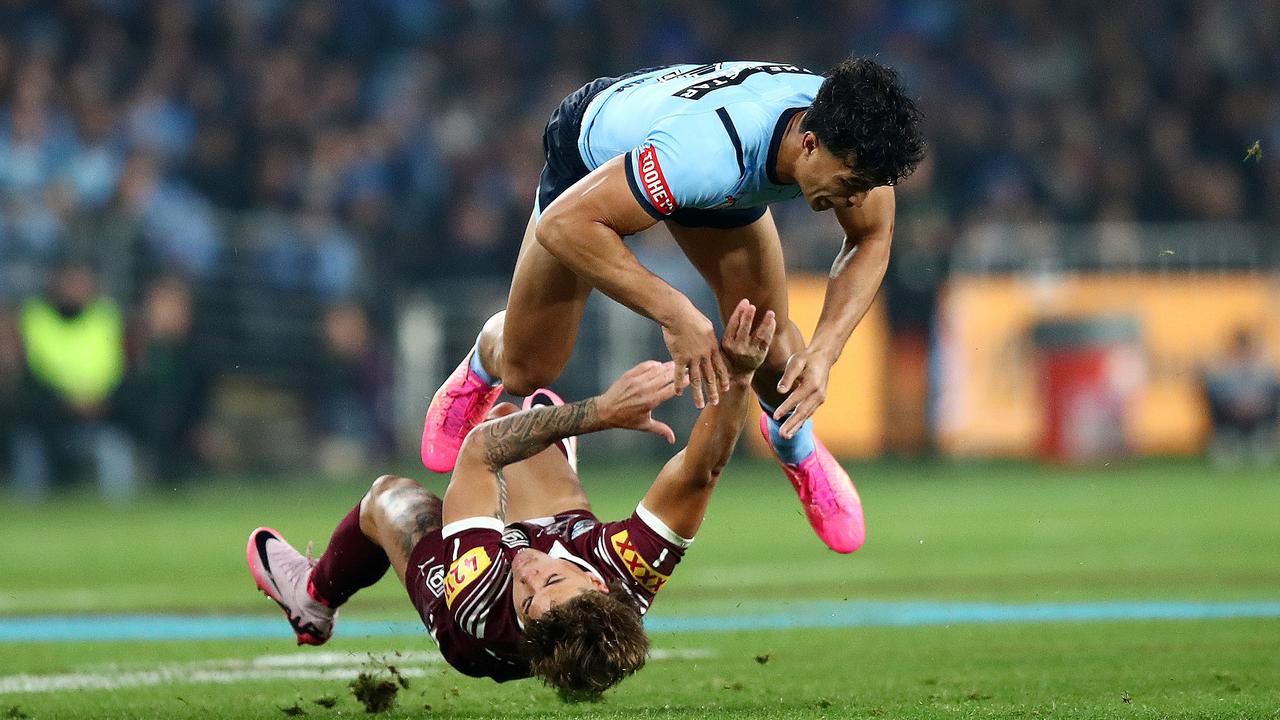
[714,107,745,177]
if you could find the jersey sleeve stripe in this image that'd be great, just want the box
[635,503,695,548]
[442,517,505,538]
[766,106,807,186]
[714,107,746,177]
[624,152,667,221]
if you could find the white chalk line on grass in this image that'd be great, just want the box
[0,648,715,695]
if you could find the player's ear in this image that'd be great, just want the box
[589,574,609,593]
[802,131,819,155]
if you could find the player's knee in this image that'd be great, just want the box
[360,475,420,528]
[486,402,520,421]
[694,466,724,490]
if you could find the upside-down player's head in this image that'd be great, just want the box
[519,570,648,702]
[793,56,926,211]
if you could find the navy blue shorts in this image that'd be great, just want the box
[537,74,766,230]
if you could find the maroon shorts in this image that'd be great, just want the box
[405,530,450,634]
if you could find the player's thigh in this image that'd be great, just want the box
[360,475,442,585]
[502,447,592,522]
[667,209,803,368]
[501,210,593,391]
[667,209,791,321]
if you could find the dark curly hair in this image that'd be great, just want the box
[801,56,926,187]
[522,580,648,702]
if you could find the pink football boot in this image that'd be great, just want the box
[523,388,578,473]
[759,412,866,553]
[421,350,504,473]
[246,527,336,646]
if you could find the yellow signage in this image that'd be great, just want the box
[935,274,1280,456]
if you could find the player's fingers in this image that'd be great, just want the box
[773,385,804,421]
[653,360,678,387]
[653,368,682,401]
[776,354,804,394]
[701,356,720,406]
[712,345,732,392]
[646,418,676,444]
[754,310,777,346]
[672,359,688,396]
[724,299,747,341]
[779,392,823,437]
[688,361,705,408]
[730,299,752,339]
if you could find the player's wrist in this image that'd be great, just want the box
[655,294,698,328]
[591,395,623,429]
[804,338,841,364]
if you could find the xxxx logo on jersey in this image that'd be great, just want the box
[444,546,492,608]
[610,530,669,594]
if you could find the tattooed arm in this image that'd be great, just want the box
[441,360,686,526]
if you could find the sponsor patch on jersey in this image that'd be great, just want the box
[570,519,596,540]
[444,546,492,608]
[636,144,677,215]
[610,529,670,594]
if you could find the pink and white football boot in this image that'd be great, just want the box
[523,388,578,473]
[758,412,866,554]
[246,527,336,646]
[421,350,504,473]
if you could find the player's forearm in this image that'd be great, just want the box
[808,232,891,359]
[536,216,693,326]
[682,374,754,477]
[473,398,611,471]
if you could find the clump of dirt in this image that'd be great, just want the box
[351,672,399,713]
[313,696,338,709]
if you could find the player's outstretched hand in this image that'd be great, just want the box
[720,299,775,377]
[599,360,689,444]
[771,346,835,439]
[661,307,731,410]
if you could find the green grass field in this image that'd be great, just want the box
[2,458,1278,719]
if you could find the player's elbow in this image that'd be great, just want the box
[456,402,520,471]
[686,461,725,491]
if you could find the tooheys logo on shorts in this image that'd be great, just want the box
[636,145,677,215]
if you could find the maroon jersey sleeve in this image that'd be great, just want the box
[439,517,512,641]
[588,504,693,611]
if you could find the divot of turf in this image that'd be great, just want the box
[350,672,398,713]
[2,706,27,719]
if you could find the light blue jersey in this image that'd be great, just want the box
[576,62,823,219]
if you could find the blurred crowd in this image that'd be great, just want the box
[1,0,1278,495]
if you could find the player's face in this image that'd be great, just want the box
[796,133,873,211]
[511,549,608,623]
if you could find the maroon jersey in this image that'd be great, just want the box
[405,505,691,682]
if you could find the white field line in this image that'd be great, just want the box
[0,648,715,695]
